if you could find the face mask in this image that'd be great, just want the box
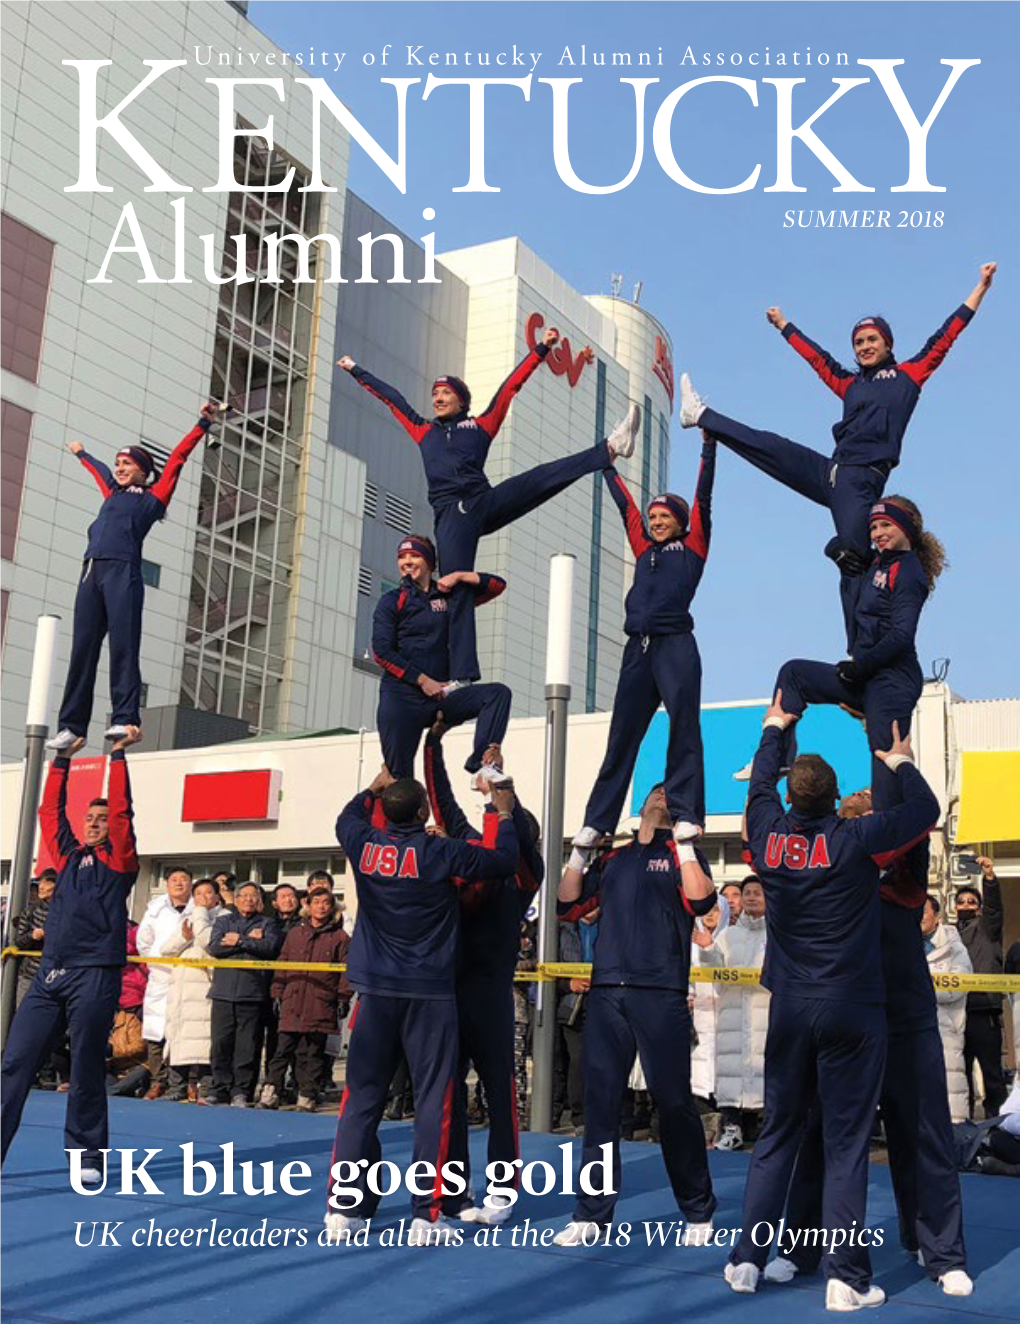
[957,911,979,929]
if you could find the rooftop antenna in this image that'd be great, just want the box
[611,272,623,297]
[633,280,643,304]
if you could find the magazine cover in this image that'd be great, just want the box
[1,2,1017,1322]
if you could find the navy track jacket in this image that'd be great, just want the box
[557,831,716,991]
[78,418,211,561]
[781,304,973,468]
[336,789,520,999]
[38,750,139,968]
[850,549,928,679]
[373,573,506,687]
[605,439,715,636]
[745,725,940,1004]
[350,345,550,508]
[423,736,544,983]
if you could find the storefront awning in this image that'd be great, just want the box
[955,751,1020,844]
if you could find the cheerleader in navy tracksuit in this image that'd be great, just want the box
[338,328,640,684]
[47,404,218,752]
[678,264,993,633]
[373,535,512,780]
[570,434,716,853]
[745,497,947,813]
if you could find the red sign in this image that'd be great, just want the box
[526,312,593,388]
[181,769,282,823]
[653,334,674,405]
[35,756,107,872]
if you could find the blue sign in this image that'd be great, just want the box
[631,704,875,817]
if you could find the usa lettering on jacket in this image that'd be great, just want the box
[764,833,832,870]
[359,843,420,878]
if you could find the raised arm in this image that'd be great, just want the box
[441,812,520,881]
[474,342,551,440]
[512,800,545,898]
[977,857,1003,945]
[335,789,377,857]
[847,561,928,680]
[778,315,856,399]
[435,571,507,607]
[105,748,139,875]
[70,444,114,496]
[344,360,430,443]
[684,437,716,561]
[558,856,603,922]
[850,733,940,866]
[38,756,79,870]
[149,408,215,507]
[424,734,477,841]
[371,591,421,686]
[604,468,651,558]
[744,705,794,862]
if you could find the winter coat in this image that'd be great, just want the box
[270,919,351,1034]
[120,920,148,1009]
[14,896,52,984]
[689,895,729,1102]
[957,875,1004,1013]
[926,922,973,1123]
[208,911,283,1002]
[703,912,769,1111]
[137,895,193,1041]
[162,906,224,1067]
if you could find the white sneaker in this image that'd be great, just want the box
[46,729,79,753]
[683,1220,715,1247]
[732,761,754,782]
[553,1220,602,1247]
[323,1212,367,1243]
[825,1279,886,1311]
[607,403,641,460]
[472,1194,515,1226]
[473,764,513,790]
[407,1216,457,1247]
[79,1165,104,1186]
[672,820,701,844]
[679,373,707,429]
[764,1256,799,1284]
[104,724,131,741]
[938,1270,973,1297]
[715,1124,744,1152]
[724,1262,760,1293]
[255,1084,278,1110]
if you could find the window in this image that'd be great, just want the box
[1,400,31,560]
[364,481,379,519]
[140,559,161,589]
[357,566,373,595]
[384,492,413,534]
[0,215,54,384]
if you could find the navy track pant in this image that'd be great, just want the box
[774,656,923,812]
[784,1024,966,1279]
[730,994,886,1291]
[584,632,704,833]
[435,442,612,682]
[700,407,889,640]
[329,993,458,1222]
[378,681,512,779]
[1,964,121,1169]
[443,975,518,1214]
[58,559,144,735]
[576,986,715,1226]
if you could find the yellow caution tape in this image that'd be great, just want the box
[3,949,1019,992]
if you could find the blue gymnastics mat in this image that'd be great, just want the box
[1,1093,1017,1324]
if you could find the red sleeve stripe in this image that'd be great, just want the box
[424,744,444,831]
[899,315,968,388]
[474,576,506,607]
[482,809,500,849]
[372,651,405,680]
[80,457,113,497]
[611,473,652,558]
[357,378,429,444]
[872,826,933,871]
[371,797,387,829]
[788,331,854,399]
[685,490,709,560]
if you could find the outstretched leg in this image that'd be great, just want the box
[479,441,613,535]
[57,562,109,737]
[440,683,512,773]
[699,407,832,507]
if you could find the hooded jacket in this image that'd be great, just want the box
[781,304,973,468]
[350,345,550,509]
[701,910,769,1110]
[926,921,973,1123]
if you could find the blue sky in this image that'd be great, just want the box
[252,2,1018,703]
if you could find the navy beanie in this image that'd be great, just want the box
[116,446,155,481]
[648,493,689,530]
[851,315,894,352]
[433,375,471,410]
[869,500,920,548]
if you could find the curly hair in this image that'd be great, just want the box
[883,494,948,592]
